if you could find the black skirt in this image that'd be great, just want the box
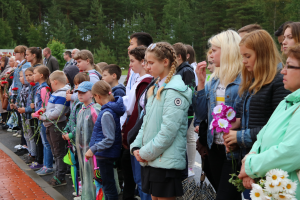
[141,166,183,197]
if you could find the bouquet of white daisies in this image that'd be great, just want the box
[249,169,297,200]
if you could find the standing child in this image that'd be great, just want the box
[39,70,70,186]
[73,50,102,83]
[64,72,90,143]
[64,65,79,110]
[64,81,101,200]
[85,80,126,200]
[31,65,53,175]
[130,42,192,200]
[16,70,33,164]
[101,64,126,97]
[18,67,39,166]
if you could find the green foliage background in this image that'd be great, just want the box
[0,0,298,69]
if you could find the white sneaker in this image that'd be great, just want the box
[16,134,22,138]
[13,132,19,137]
[73,197,81,200]
[14,144,22,149]
[188,168,195,177]
[7,128,12,132]
[72,189,82,197]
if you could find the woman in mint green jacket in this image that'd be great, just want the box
[130,42,192,199]
[238,44,300,199]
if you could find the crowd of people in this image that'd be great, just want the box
[0,21,300,200]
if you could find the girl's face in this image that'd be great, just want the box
[281,56,300,92]
[33,69,43,83]
[76,59,90,71]
[25,50,35,63]
[0,60,4,68]
[25,70,34,83]
[283,28,296,55]
[9,58,15,67]
[19,72,25,84]
[74,84,79,90]
[129,55,144,74]
[145,52,169,79]
[78,91,93,104]
[210,45,221,67]
[240,44,256,72]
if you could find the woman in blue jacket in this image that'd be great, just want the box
[193,30,243,200]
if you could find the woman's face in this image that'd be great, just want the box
[25,50,35,63]
[0,60,4,68]
[210,45,221,67]
[9,58,15,67]
[282,28,296,55]
[281,56,300,92]
[240,44,256,72]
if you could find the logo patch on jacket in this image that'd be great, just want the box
[174,98,182,106]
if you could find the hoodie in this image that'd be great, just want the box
[89,96,126,158]
[112,84,126,97]
[63,65,79,88]
[40,85,71,127]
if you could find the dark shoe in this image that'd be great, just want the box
[48,176,67,187]
[2,124,9,130]
[29,162,43,171]
[25,155,36,164]
[14,149,28,156]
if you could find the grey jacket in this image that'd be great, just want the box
[44,55,59,72]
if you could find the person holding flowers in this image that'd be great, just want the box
[223,30,291,199]
[17,67,37,165]
[238,44,300,199]
[193,30,243,199]
[39,70,70,187]
[31,65,53,175]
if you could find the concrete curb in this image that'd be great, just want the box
[0,142,67,200]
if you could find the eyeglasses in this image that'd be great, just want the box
[284,64,300,70]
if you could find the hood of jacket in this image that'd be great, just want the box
[176,61,194,74]
[101,96,126,117]
[164,75,192,105]
[63,65,79,87]
[53,84,71,94]
[112,84,126,93]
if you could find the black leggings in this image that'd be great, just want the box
[208,143,241,200]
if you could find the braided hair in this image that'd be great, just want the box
[146,42,177,100]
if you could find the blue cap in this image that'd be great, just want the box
[75,81,94,92]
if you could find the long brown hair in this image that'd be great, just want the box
[146,42,177,100]
[283,22,300,44]
[239,30,282,95]
[27,47,43,67]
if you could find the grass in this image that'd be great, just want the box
[122,69,128,75]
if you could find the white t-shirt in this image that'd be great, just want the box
[214,83,226,144]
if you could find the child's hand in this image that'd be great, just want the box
[133,150,147,162]
[40,108,46,112]
[62,134,70,140]
[39,115,43,120]
[31,113,35,118]
[66,94,72,102]
[10,104,14,109]
[18,107,25,113]
[30,103,35,109]
[85,149,94,160]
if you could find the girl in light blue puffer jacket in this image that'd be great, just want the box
[130,42,192,199]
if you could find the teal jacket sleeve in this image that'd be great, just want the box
[139,91,190,161]
[245,107,300,179]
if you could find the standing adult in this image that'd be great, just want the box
[43,47,59,73]
[193,30,243,200]
[63,51,74,70]
[71,49,79,66]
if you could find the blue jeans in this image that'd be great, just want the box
[130,155,152,200]
[97,159,118,200]
[40,122,53,168]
